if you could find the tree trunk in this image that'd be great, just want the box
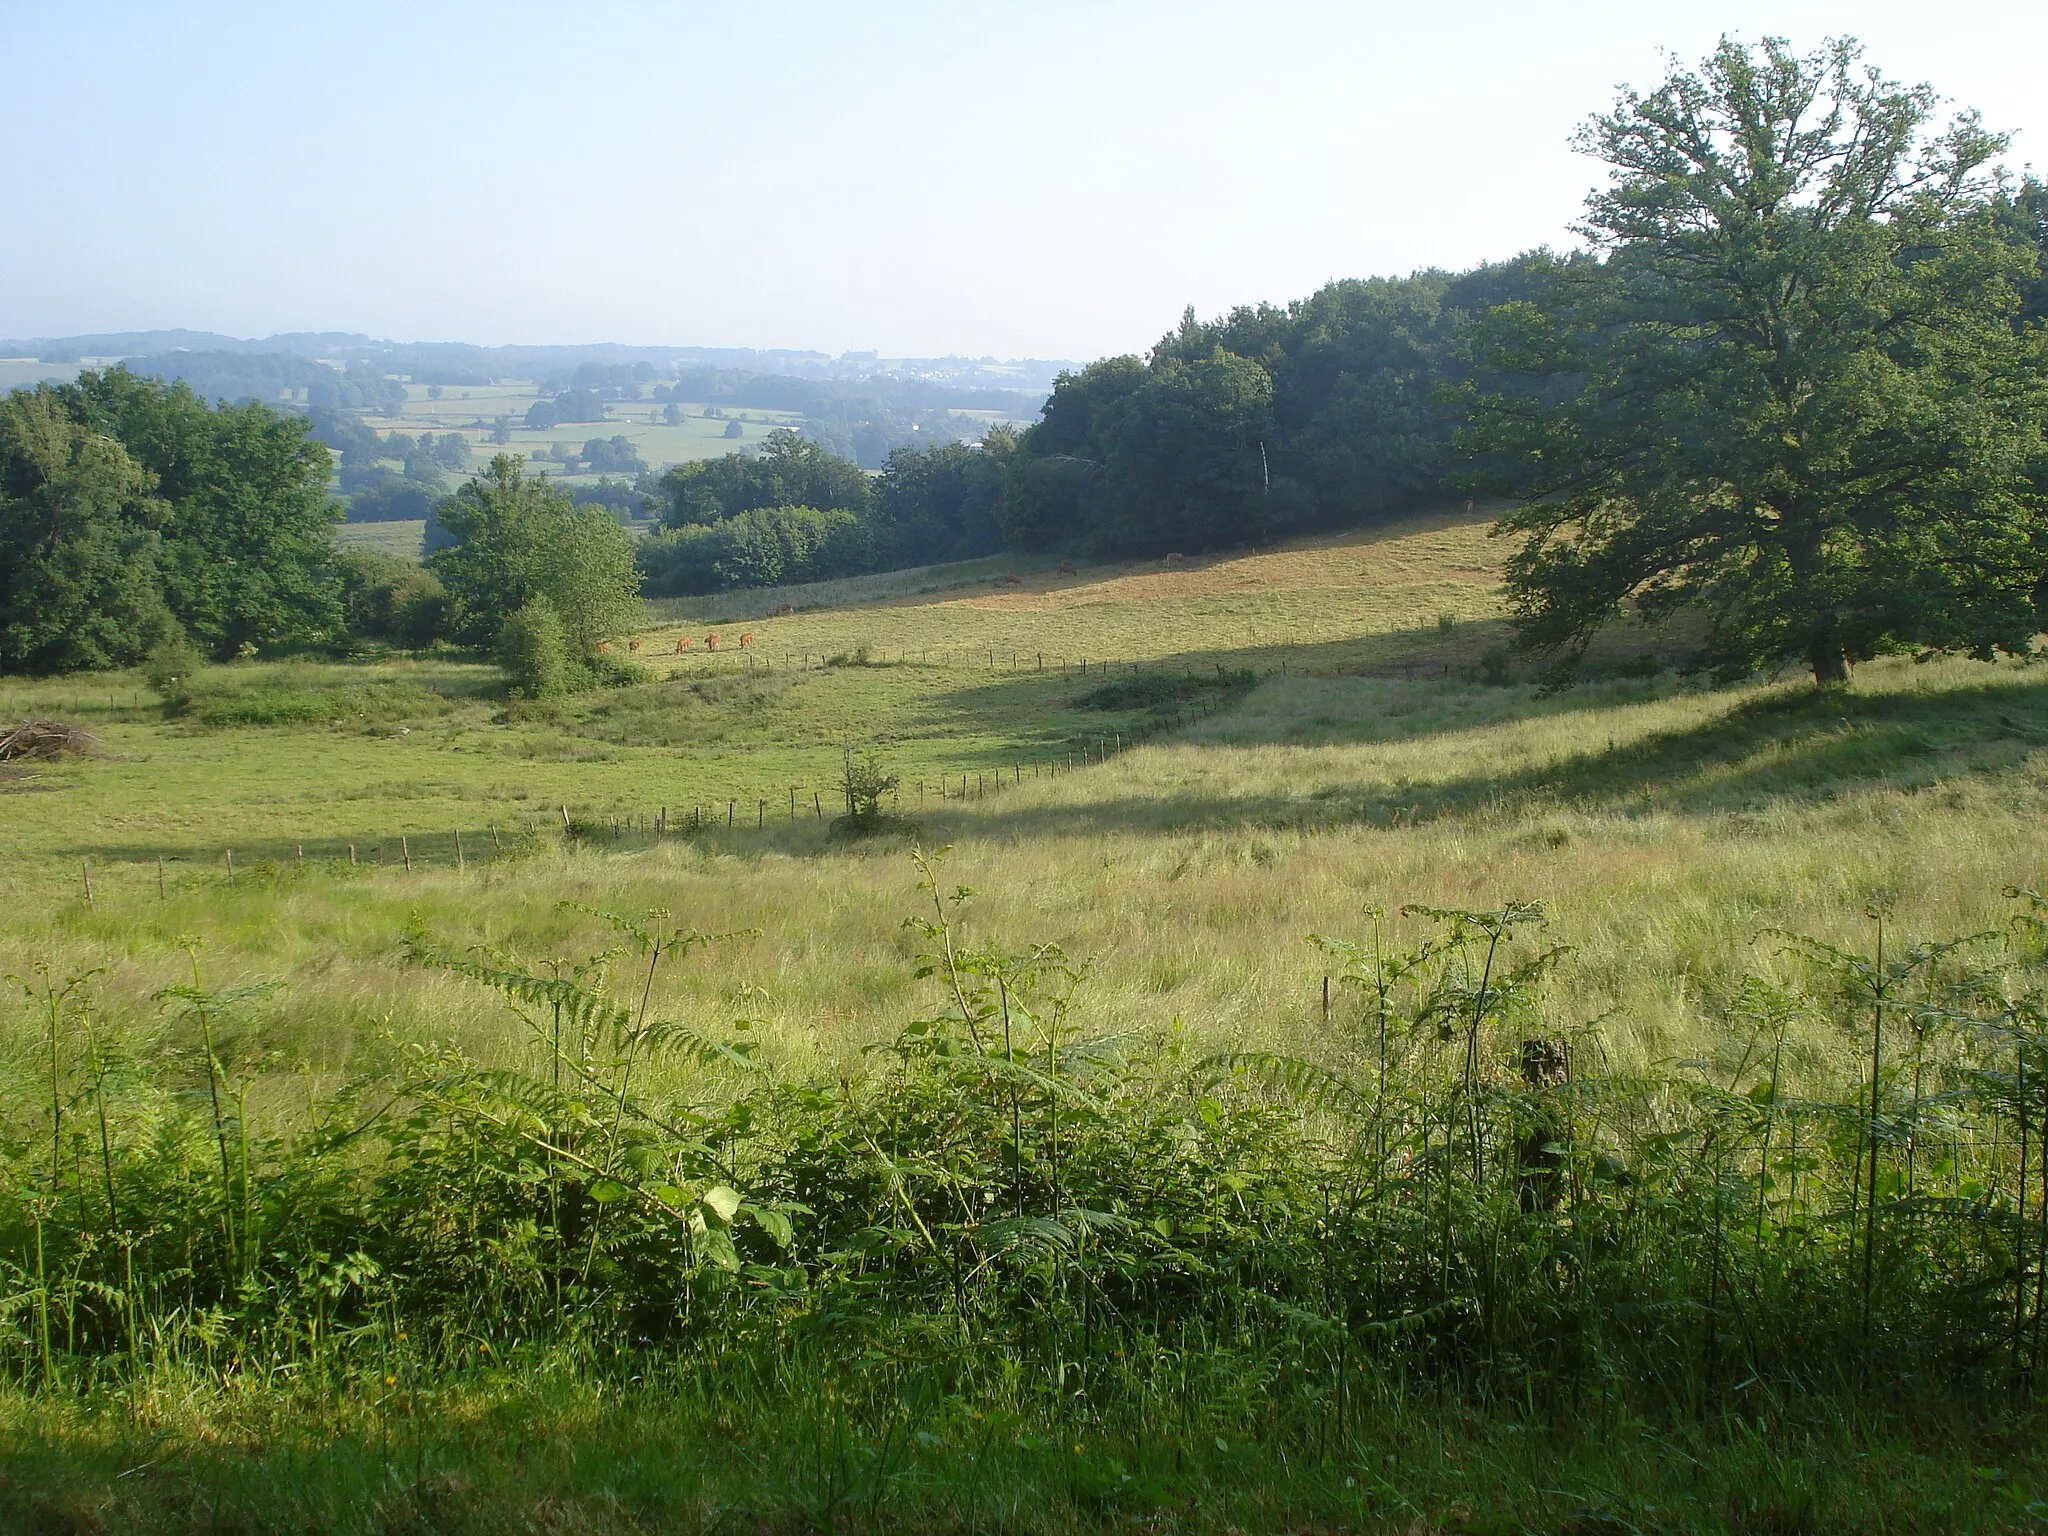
[1808,640,1849,686]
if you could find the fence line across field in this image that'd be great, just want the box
[664,648,1305,679]
[77,714,1220,899]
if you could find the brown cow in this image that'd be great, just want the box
[675,637,690,654]
[706,633,719,650]
[1057,559,1075,575]
[739,632,754,648]
[998,573,1022,586]
[1163,552,1186,565]
[628,638,642,654]
[596,641,613,654]
[771,602,794,616]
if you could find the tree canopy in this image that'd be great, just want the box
[1458,37,2048,684]
[991,266,1538,555]
[0,389,171,673]
[659,429,872,526]
[0,367,346,668]
[51,368,345,656]
[428,455,641,652]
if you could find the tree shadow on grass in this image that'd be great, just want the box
[914,629,1704,759]
[56,663,2048,872]
[927,665,2048,842]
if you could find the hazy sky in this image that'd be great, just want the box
[5,1,2046,360]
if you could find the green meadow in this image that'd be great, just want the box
[7,504,2047,1098]
[6,507,2048,1531]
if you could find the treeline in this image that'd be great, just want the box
[639,430,1007,594]
[997,263,1551,557]
[0,370,341,671]
[123,351,406,414]
[628,264,1539,591]
[0,369,645,686]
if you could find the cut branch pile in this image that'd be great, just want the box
[0,719,98,761]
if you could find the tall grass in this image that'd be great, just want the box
[9,862,2048,1408]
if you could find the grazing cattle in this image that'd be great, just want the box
[706,633,719,650]
[627,638,641,653]
[771,602,794,616]
[675,637,690,654]
[596,641,613,654]
[998,573,1022,587]
[739,632,754,648]
[1163,552,1186,565]
[1057,559,1075,575]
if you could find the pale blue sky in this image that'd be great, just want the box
[4,1,2044,359]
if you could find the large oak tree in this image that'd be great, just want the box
[1459,38,2048,684]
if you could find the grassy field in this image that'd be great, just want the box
[6,506,2048,1530]
[387,381,806,479]
[5,505,2046,1073]
[332,518,427,560]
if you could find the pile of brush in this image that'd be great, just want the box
[0,719,98,761]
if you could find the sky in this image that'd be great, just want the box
[4,0,2046,362]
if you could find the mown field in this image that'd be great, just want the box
[6,507,2048,1531]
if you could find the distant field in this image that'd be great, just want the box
[333,517,427,559]
[388,381,802,473]
[650,509,1514,673]
[0,357,77,390]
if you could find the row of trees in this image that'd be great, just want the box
[10,39,2045,691]
[639,430,1006,594]
[848,37,2048,686]
[0,369,644,684]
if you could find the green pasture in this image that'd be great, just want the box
[382,380,803,470]
[7,511,2048,1529]
[332,518,426,560]
[5,509,2046,1082]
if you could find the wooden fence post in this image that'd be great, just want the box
[81,861,94,912]
[225,849,235,887]
[401,837,412,873]
[455,830,465,872]
[158,857,167,899]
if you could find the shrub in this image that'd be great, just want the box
[837,746,899,821]
[638,505,875,596]
[142,629,206,710]
[498,596,576,699]
[1075,666,1256,716]
[339,550,451,646]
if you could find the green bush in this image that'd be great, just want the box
[10,881,2048,1414]
[141,629,206,710]
[498,596,577,699]
[338,550,452,647]
[1075,666,1256,715]
[639,505,876,596]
